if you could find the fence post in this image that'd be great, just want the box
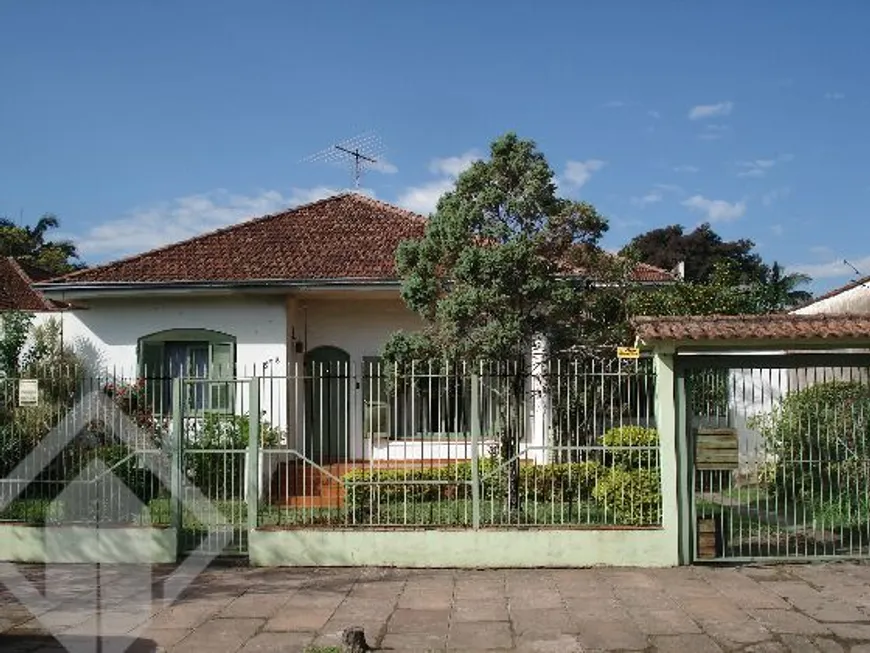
[247,377,261,533]
[653,347,682,566]
[170,379,183,543]
[470,367,481,530]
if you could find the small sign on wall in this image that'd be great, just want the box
[616,346,640,359]
[18,379,39,407]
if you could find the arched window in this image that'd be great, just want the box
[137,329,236,413]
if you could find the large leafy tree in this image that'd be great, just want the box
[385,133,622,509]
[386,133,617,363]
[629,260,763,316]
[628,259,813,317]
[0,213,84,275]
[621,223,767,284]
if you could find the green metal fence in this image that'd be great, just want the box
[256,356,660,530]
[0,356,662,563]
[682,353,870,562]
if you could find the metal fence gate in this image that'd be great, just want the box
[682,353,870,562]
[177,379,251,556]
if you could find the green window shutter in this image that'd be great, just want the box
[139,340,165,414]
[209,342,235,411]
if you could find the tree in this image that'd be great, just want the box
[0,213,84,275]
[628,260,764,316]
[384,132,621,511]
[755,262,813,312]
[620,223,768,284]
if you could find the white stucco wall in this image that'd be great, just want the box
[52,295,286,377]
[793,284,870,315]
[40,295,288,433]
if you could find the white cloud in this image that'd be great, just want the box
[428,151,481,178]
[75,186,364,258]
[681,195,746,222]
[648,110,661,119]
[396,179,455,215]
[631,190,663,207]
[396,150,481,215]
[688,101,734,120]
[673,164,699,173]
[561,159,606,190]
[790,255,870,280]
[371,158,398,174]
[825,92,846,100]
[762,187,791,206]
[770,224,784,236]
[603,100,626,108]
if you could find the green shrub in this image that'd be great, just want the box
[343,460,602,517]
[592,467,662,526]
[601,426,659,469]
[750,381,870,506]
[184,413,281,499]
[519,462,601,503]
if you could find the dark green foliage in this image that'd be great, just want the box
[593,425,662,525]
[592,467,662,526]
[388,132,616,363]
[601,425,659,469]
[629,260,764,317]
[0,213,85,274]
[620,222,767,285]
[386,133,625,512]
[0,312,33,377]
[687,368,731,418]
[751,381,870,507]
[184,413,281,499]
[343,460,602,518]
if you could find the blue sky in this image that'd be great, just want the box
[2,1,868,292]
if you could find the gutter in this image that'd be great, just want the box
[35,277,403,298]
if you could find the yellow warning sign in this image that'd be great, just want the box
[616,347,640,359]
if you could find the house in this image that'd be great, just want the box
[706,274,870,470]
[34,193,673,476]
[0,256,60,313]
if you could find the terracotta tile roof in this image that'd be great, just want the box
[0,257,57,311]
[630,262,674,283]
[46,192,675,287]
[633,313,870,343]
[49,193,426,285]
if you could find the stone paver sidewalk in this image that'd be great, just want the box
[3,562,870,651]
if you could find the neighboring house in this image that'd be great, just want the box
[720,275,870,468]
[34,193,673,465]
[792,274,870,315]
[0,257,60,313]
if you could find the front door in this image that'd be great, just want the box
[304,346,351,464]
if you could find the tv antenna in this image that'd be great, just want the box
[844,259,870,288]
[303,131,387,189]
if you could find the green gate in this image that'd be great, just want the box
[175,379,251,556]
[681,353,870,562]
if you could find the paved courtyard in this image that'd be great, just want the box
[2,562,870,652]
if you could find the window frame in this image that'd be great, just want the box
[137,329,236,414]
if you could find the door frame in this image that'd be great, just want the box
[304,346,352,463]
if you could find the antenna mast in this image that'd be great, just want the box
[303,132,386,189]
